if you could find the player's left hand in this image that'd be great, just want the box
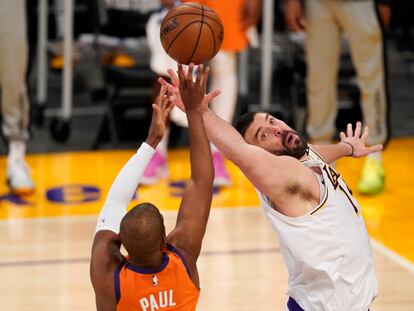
[158,65,221,113]
[145,85,174,148]
[339,122,383,158]
[240,0,262,30]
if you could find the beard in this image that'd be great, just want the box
[276,130,308,159]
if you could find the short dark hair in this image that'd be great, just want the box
[120,202,166,259]
[235,112,257,138]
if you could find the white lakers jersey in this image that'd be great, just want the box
[258,148,377,310]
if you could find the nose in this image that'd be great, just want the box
[272,126,282,136]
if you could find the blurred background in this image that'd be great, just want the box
[7,0,412,154]
[1,0,414,310]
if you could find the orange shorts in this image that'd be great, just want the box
[183,0,248,52]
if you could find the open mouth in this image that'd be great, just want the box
[286,133,296,146]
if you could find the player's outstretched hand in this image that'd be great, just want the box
[158,64,221,113]
[339,122,383,158]
[178,63,209,112]
[146,85,174,148]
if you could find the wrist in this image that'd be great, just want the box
[340,141,354,157]
[186,106,204,115]
[145,136,161,149]
[202,108,213,117]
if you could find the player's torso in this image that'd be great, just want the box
[258,149,377,310]
[115,244,199,311]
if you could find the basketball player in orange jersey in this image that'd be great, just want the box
[90,64,220,310]
[144,0,262,187]
[161,67,382,310]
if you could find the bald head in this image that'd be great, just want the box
[120,203,166,260]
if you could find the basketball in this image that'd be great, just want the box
[160,2,224,65]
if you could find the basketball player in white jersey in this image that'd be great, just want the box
[160,66,382,310]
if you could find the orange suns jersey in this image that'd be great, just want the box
[115,244,200,311]
[182,0,248,51]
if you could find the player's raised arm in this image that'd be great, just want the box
[203,110,317,204]
[159,70,317,212]
[309,122,383,164]
[90,86,174,310]
[166,64,214,284]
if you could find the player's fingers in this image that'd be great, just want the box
[154,85,165,106]
[159,85,167,104]
[167,68,179,87]
[158,77,168,87]
[165,101,175,115]
[196,64,203,85]
[361,126,369,142]
[358,145,382,157]
[187,63,194,84]
[368,144,383,153]
[201,66,210,90]
[152,103,160,116]
[339,132,346,141]
[158,78,174,94]
[347,123,353,137]
[205,89,221,103]
[160,94,169,110]
[177,64,186,85]
[355,121,362,138]
[161,83,167,95]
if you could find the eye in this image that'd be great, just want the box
[261,132,267,140]
[269,119,275,124]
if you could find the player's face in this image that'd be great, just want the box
[244,113,308,159]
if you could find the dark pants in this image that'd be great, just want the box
[287,297,370,311]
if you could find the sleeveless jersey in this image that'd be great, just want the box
[258,148,377,310]
[115,244,199,311]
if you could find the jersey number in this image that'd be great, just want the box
[323,165,359,215]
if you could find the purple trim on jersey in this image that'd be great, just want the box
[166,243,192,278]
[114,261,126,303]
[287,297,305,311]
[125,254,169,274]
[287,297,370,310]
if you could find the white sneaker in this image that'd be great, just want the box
[7,160,35,194]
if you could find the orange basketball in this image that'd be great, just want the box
[160,2,224,65]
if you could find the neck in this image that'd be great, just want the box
[129,251,164,269]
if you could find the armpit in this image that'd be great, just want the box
[285,182,314,201]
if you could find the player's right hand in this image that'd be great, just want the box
[284,0,306,32]
[178,63,209,112]
[158,65,221,114]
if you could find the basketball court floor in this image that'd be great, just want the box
[1,138,414,310]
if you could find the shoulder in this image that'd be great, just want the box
[307,146,327,163]
[91,231,124,304]
[165,243,192,276]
